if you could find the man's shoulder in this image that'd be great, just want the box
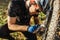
[11,0,25,6]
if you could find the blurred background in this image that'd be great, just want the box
[0,0,60,40]
[0,0,10,26]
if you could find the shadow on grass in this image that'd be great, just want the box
[0,23,15,40]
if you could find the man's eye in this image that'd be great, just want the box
[36,9,40,12]
[30,2,36,5]
[32,3,36,5]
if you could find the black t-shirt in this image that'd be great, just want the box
[8,0,31,25]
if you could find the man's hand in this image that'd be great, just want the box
[29,5,36,15]
[29,5,39,15]
[40,24,45,32]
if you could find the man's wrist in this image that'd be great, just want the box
[27,25,34,33]
[27,24,40,33]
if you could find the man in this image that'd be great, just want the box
[7,0,42,40]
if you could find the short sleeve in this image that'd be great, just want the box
[8,1,20,17]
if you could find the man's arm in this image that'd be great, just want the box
[7,1,28,31]
[7,1,40,33]
[8,16,28,31]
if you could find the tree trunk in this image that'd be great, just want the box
[46,0,60,40]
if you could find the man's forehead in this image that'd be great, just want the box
[28,0,40,3]
[30,0,35,1]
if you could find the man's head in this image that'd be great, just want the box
[30,0,40,5]
[27,0,42,15]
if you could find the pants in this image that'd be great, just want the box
[0,24,37,40]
